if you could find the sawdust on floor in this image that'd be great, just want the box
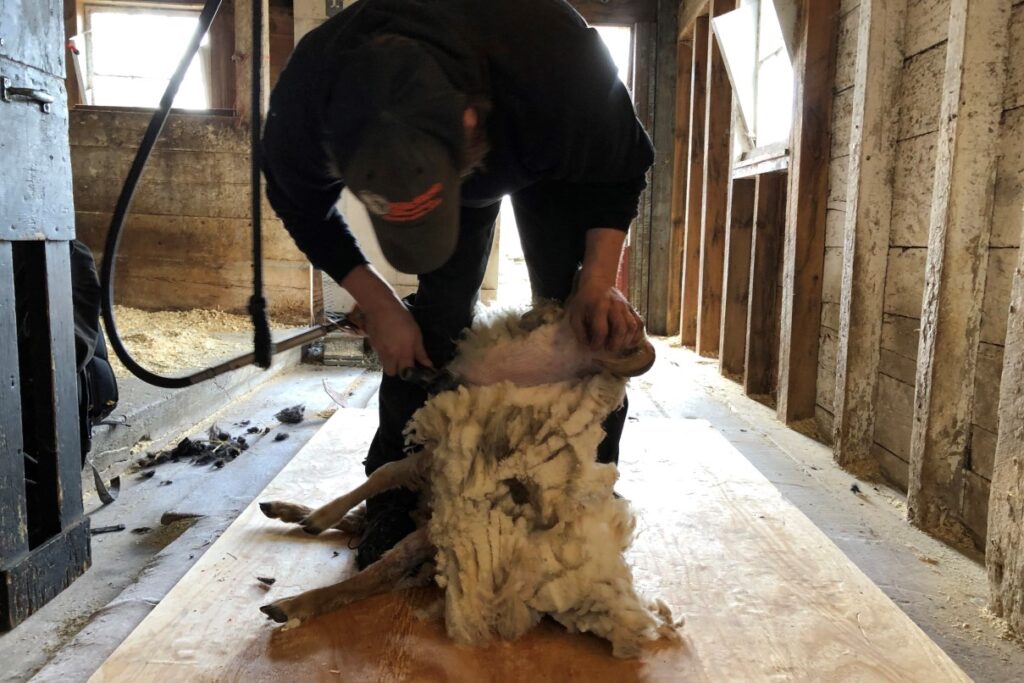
[106,306,256,377]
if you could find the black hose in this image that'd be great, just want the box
[248,0,273,369]
[99,0,332,388]
[100,0,225,389]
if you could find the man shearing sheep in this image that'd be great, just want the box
[262,0,654,569]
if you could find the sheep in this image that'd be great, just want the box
[258,303,681,657]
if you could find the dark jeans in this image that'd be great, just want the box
[362,181,629,513]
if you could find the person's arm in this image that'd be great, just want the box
[263,106,428,375]
[341,265,432,375]
[567,228,644,353]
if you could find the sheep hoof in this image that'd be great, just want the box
[299,519,324,536]
[261,500,314,525]
[597,340,657,378]
[260,603,289,623]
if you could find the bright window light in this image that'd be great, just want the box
[754,0,793,146]
[594,25,633,89]
[85,5,210,109]
[712,0,795,151]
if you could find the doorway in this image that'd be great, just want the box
[493,24,636,308]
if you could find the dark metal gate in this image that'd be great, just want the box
[0,0,91,630]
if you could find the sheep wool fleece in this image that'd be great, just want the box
[405,310,680,658]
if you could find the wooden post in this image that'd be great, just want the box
[629,21,656,317]
[681,18,709,347]
[776,0,840,423]
[1,2,91,631]
[696,0,733,357]
[678,0,711,38]
[666,38,694,337]
[235,0,270,124]
[832,0,907,469]
[744,172,786,398]
[987,229,1024,636]
[907,0,1010,537]
[720,178,754,378]
[645,0,681,335]
[0,244,27,564]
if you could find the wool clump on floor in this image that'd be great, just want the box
[405,307,681,658]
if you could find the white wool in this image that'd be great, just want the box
[405,307,680,658]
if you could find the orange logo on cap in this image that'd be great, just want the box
[382,183,444,223]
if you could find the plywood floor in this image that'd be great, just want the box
[90,409,969,682]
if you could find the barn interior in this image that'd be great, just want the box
[2,0,1024,681]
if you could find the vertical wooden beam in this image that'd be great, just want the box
[696,0,733,357]
[832,0,907,469]
[45,242,84,526]
[679,0,711,39]
[680,18,709,346]
[0,243,27,561]
[209,0,238,110]
[63,0,80,107]
[745,172,786,398]
[629,21,656,317]
[666,37,694,337]
[987,230,1024,636]
[235,0,270,124]
[646,0,681,335]
[776,0,840,423]
[720,178,755,377]
[908,0,1011,536]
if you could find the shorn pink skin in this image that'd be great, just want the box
[446,316,655,387]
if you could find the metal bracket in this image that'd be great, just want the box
[1,77,54,113]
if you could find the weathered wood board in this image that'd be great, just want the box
[905,0,951,57]
[896,46,946,141]
[91,410,969,682]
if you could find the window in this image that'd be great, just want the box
[712,0,795,155]
[82,3,211,109]
[594,25,634,91]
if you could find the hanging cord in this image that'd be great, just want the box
[100,0,338,388]
[248,0,272,368]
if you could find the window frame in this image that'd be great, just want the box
[81,0,214,110]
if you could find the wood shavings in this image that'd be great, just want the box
[107,305,256,377]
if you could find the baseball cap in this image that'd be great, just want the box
[330,40,465,274]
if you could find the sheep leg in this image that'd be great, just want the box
[260,449,431,536]
[260,527,435,624]
[259,501,366,536]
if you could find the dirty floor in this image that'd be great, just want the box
[2,343,1021,682]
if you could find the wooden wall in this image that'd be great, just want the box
[819,0,1023,552]
[70,109,310,320]
[816,0,863,445]
[819,0,953,485]
[673,0,1023,579]
[67,0,307,321]
[967,1,1024,543]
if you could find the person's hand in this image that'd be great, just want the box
[362,297,433,376]
[566,277,645,354]
[340,264,433,376]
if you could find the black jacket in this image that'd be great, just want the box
[262,0,655,284]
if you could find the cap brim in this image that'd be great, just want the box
[369,180,461,275]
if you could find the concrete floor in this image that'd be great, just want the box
[2,344,1021,681]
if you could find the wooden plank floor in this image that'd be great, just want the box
[90,409,969,682]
